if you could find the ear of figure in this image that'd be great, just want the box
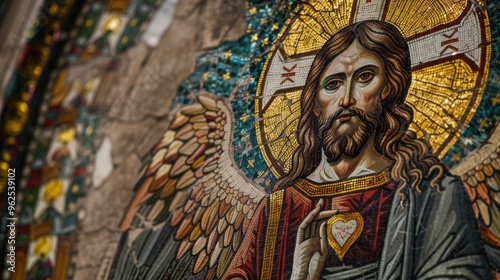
[313,105,320,117]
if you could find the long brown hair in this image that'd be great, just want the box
[273,21,446,198]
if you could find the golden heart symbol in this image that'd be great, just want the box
[326,212,364,259]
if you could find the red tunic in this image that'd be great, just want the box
[224,173,395,279]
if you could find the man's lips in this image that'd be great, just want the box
[338,114,354,121]
[318,108,361,136]
[335,110,356,122]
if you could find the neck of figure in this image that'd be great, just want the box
[308,136,392,182]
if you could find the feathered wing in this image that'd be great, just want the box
[110,93,266,280]
[450,124,500,256]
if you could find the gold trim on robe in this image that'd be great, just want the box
[261,189,284,280]
[296,172,390,197]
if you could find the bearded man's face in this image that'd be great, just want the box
[319,107,380,162]
[315,39,385,162]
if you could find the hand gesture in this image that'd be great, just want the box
[291,199,337,280]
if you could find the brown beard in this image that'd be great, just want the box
[319,107,380,163]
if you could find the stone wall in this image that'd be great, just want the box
[72,1,246,278]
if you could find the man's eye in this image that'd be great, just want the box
[324,80,343,90]
[356,72,374,83]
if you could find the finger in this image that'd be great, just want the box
[298,209,318,241]
[310,221,317,238]
[315,210,339,221]
[317,198,324,209]
[319,221,328,255]
[299,200,323,232]
[298,200,325,242]
[297,224,304,243]
[303,222,308,239]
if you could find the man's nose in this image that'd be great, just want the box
[339,83,355,108]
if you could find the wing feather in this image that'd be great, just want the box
[194,251,209,274]
[146,199,164,220]
[169,112,189,129]
[171,207,184,226]
[209,242,222,266]
[177,239,192,259]
[169,189,188,212]
[192,234,207,255]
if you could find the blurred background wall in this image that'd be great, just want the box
[0,1,246,278]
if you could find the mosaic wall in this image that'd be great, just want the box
[109,0,500,279]
[1,0,500,279]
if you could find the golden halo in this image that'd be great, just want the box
[255,0,491,178]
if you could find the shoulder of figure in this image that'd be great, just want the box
[440,174,462,189]
[415,172,460,193]
[267,184,311,206]
[415,173,468,207]
[433,174,462,193]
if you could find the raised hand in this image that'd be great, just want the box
[291,199,337,280]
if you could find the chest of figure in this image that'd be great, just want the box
[286,180,396,267]
[263,179,396,278]
[320,183,396,266]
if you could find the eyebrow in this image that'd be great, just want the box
[321,64,380,85]
[353,64,379,77]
